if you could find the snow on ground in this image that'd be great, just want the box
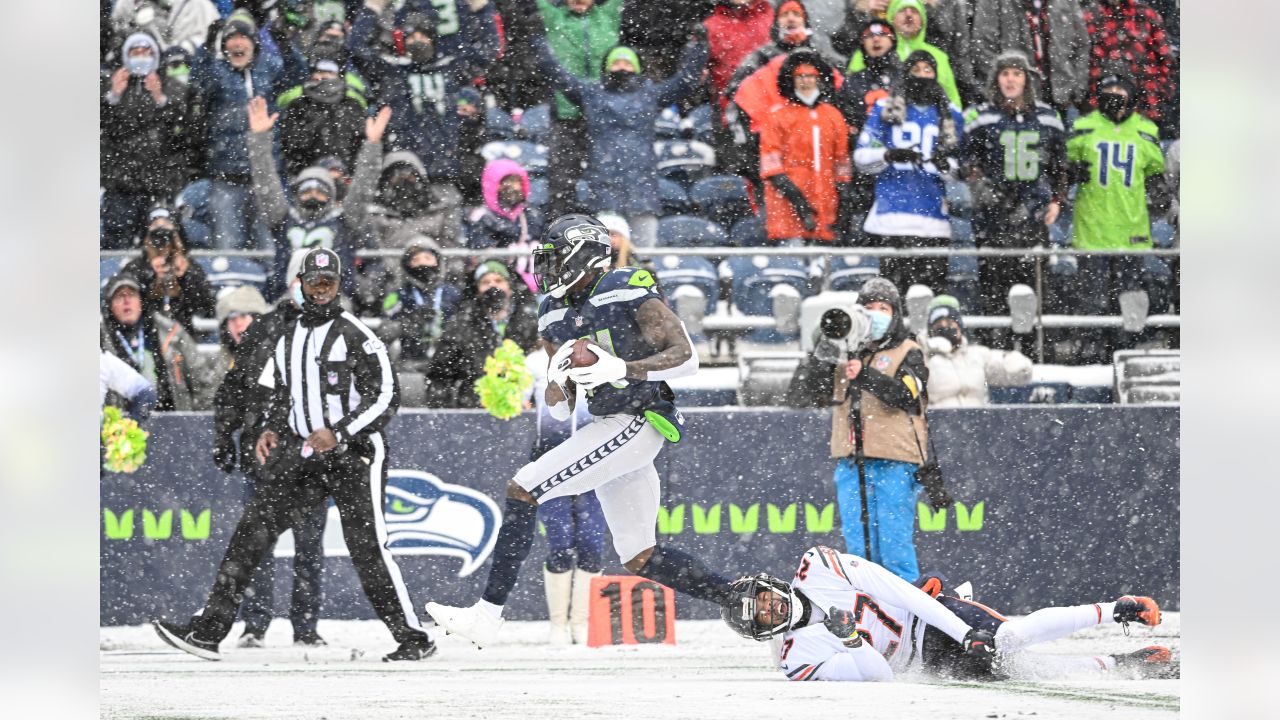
[101,615,1179,719]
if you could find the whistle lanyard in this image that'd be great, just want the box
[116,326,146,369]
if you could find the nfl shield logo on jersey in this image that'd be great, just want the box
[327,371,339,385]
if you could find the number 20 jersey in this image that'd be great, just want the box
[776,546,972,681]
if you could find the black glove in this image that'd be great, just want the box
[834,182,854,244]
[1068,160,1092,186]
[823,606,858,639]
[884,147,923,165]
[213,433,238,474]
[204,18,225,52]
[769,174,817,231]
[929,144,955,170]
[963,628,996,664]
[915,461,953,510]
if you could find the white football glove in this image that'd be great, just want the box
[547,342,575,388]
[566,345,628,390]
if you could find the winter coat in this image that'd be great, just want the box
[703,0,775,119]
[836,51,903,133]
[111,0,222,54]
[425,292,540,408]
[187,44,286,181]
[844,0,962,107]
[538,0,624,121]
[467,159,546,250]
[100,72,189,197]
[349,6,496,183]
[276,90,366,178]
[120,252,216,333]
[345,142,460,250]
[970,0,1089,109]
[921,335,1033,408]
[101,298,209,412]
[759,52,852,242]
[1080,0,1175,122]
[620,0,716,77]
[212,299,299,472]
[534,34,709,216]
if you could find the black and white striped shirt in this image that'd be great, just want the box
[262,311,399,443]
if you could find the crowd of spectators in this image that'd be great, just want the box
[100,0,1180,410]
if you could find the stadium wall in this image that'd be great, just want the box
[100,407,1179,625]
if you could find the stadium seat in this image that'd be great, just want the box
[658,178,691,216]
[175,179,215,249]
[725,255,812,342]
[100,256,130,290]
[657,215,729,248]
[484,105,516,139]
[527,176,549,207]
[688,174,754,229]
[680,104,715,144]
[827,254,881,292]
[479,140,549,175]
[196,255,269,292]
[654,254,718,341]
[729,215,769,247]
[655,105,683,139]
[654,140,716,187]
[517,103,551,142]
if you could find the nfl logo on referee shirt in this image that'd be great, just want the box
[274,470,501,577]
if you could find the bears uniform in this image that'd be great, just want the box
[776,545,973,681]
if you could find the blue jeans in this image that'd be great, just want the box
[207,180,272,250]
[537,492,606,573]
[833,458,921,582]
[240,490,328,637]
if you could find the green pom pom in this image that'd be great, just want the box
[474,340,534,420]
[101,406,149,473]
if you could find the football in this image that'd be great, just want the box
[570,338,599,367]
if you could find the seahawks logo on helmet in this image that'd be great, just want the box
[534,214,613,299]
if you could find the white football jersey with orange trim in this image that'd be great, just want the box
[774,546,973,682]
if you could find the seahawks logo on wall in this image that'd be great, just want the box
[274,470,501,577]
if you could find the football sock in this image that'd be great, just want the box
[638,545,735,605]
[996,604,1114,652]
[481,499,538,606]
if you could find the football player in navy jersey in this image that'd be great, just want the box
[426,213,740,647]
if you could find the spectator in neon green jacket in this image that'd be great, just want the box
[846,0,960,107]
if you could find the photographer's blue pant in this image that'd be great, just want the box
[833,458,921,582]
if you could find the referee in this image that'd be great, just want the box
[154,248,436,662]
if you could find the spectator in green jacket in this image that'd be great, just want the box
[537,0,623,215]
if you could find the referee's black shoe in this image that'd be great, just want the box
[153,619,221,661]
[382,634,437,662]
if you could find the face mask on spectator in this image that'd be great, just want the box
[903,76,939,105]
[126,53,157,76]
[385,180,424,215]
[480,286,509,313]
[604,70,637,90]
[930,324,962,349]
[298,196,329,218]
[867,310,892,340]
[1097,92,1131,123]
[406,40,435,64]
[304,76,345,104]
[407,264,438,287]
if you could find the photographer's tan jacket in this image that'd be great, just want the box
[830,339,928,464]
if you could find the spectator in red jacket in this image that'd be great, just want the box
[759,51,852,246]
[703,0,775,121]
[1081,0,1174,124]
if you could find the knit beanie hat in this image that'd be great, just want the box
[473,260,511,285]
[927,294,964,329]
[605,46,642,74]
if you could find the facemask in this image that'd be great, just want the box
[165,63,189,83]
[480,286,509,313]
[604,70,636,90]
[298,195,328,218]
[867,310,892,340]
[406,264,438,286]
[795,87,820,106]
[931,325,962,349]
[497,186,525,210]
[291,284,305,308]
[406,41,435,64]
[311,37,345,62]
[385,181,422,215]
[303,76,345,104]
[125,54,157,76]
[903,76,939,105]
[1097,92,1131,123]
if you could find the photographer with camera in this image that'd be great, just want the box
[786,277,948,583]
[121,204,216,333]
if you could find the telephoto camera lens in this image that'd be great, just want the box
[820,308,853,340]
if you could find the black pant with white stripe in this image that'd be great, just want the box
[191,432,429,645]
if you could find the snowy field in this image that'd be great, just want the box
[100,614,1179,719]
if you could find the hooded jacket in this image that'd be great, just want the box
[921,333,1033,408]
[835,21,904,132]
[345,142,460,250]
[425,280,540,408]
[971,0,1089,109]
[468,159,547,250]
[532,33,709,215]
[100,275,208,412]
[703,0,775,118]
[845,0,961,107]
[276,80,366,178]
[725,0,843,125]
[381,241,462,363]
[101,33,188,197]
[538,0,625,121]
[758,51,852,242]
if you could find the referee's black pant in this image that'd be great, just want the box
[191,432,428,644]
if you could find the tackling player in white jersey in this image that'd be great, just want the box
[723,545,1174,681]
